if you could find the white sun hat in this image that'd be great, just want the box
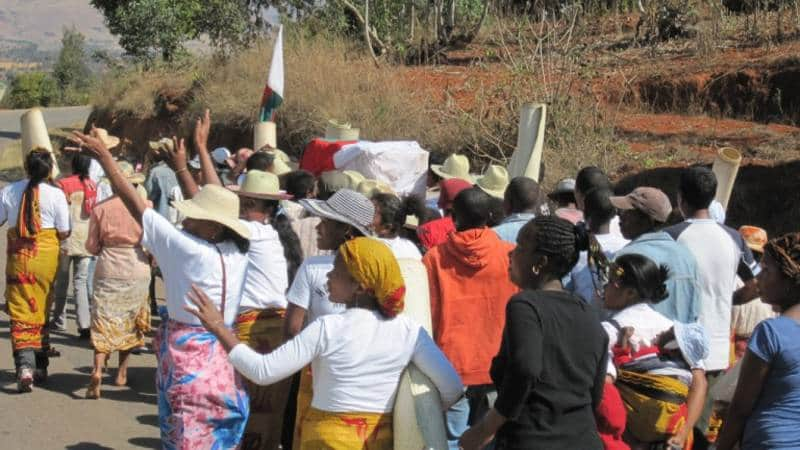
[236,170,292,200]
[476,164,510,199]
[430,154,472,182]
[171,184,251,239]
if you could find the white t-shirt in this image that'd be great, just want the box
[96,179,114,203]
[603,303,704,383]
[228,308,464,413]
[569,232,630,304]
[0,180,70,232]
[378,236,422,260]
[88,159,105,184]
[287,255,345,322]
[664,219,759,371]
[238,220,289,311]
[141,208,247,326]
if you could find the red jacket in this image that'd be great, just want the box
[423,227,518,385]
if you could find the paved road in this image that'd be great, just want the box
[0,106,92,152]
[0,209,162,449]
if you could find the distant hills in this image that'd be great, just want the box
[0,0,121,66]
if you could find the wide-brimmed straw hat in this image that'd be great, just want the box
[430,154,472,182]
[236,170,292,200]
[325,120,360,142]
[93,128,120,149]
[172,185,250,239]
[476,165,509,199]
[357,179,395,198]
[299,189,374,236]
[268,149,292,176]
[118,161,145,184]
[319,170,365,193]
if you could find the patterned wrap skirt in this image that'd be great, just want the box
[235,308,290,450]
[155,314,250,450]
[5,228,59,353]
[299,407,393,450]
[90,272,151,353]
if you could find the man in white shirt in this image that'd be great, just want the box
[663,167,758,443]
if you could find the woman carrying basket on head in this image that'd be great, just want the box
[0,149,69,392]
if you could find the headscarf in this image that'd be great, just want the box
[338,237,405,318]
[764,232,800,286]
[437,178,472,211]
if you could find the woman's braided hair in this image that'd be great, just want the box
[764,232,800,287]
[519,215,591,279]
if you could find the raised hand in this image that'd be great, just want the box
[67,126,111,161]
[194,109,211,152]
[164,136,187,171]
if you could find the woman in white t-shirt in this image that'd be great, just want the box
[371,192,424,260]
[186,237,463,450]
[69,130,252,450]
[0,149,70,392]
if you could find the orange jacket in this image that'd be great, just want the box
[423,227,518,386]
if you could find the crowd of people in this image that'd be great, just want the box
[1,110,799,450]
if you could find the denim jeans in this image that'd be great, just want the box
[51,255,92,330]
[446,385,497,450]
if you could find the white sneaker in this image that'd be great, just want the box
[17,368,33,393]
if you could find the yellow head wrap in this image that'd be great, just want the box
[338,237,406,318]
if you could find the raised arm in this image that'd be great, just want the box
[69,129,147,224]
[194,109,223,187]
[165,137,199,199]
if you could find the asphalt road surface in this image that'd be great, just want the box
[0,214,162,449]
[0,106,92,152]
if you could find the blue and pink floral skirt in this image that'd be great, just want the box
[155,315,249,449]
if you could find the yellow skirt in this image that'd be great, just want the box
[299,408,393,450]
[616,369,689,443]
[235,308,290,450]
[5,228,59,352]
[293,366,314,450]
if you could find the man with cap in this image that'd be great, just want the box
[492,176,539,243]
[549,178,583,224]
[612,187,703,324]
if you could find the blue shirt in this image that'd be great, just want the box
[743,317,800,450]
[616,231,702,323]
[493,213,535,243]
[144,162,179,220]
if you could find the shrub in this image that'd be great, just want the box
[2,72,59,108]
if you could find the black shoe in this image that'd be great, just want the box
[78,329,91,340]
[33,368,48,384]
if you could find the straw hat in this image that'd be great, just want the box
[319,170,365,193]
[171,185,250,239]
[93,128,120,149]
[357,179,395,198]
[739,225,768,253]
[476,165,510,199]
[299,189,374,236]
[325,120,360,142]
[430,154,472,182]
[236,170,292,200]
[266,149,292,176]
[118,161,145,184]
[148,138,174,154]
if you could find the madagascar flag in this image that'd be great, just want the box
[259,25,284,122]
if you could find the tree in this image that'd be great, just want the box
[2,72,59,108]
[53,27,91,99]
[91,0,260,61]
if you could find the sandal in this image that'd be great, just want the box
[86,374,101,399]
[46,347,61,357]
